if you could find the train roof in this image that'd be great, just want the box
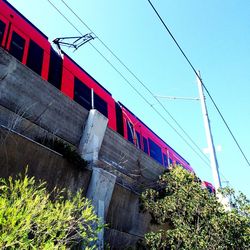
[118,101,190,166]
[3,0,48,40]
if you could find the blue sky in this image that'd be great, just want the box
[7,0,250,197]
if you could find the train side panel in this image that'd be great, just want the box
[62,54,117,130]
[0,0,50,80]
[120,103,193,171]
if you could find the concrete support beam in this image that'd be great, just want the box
[86,167,116,249]
[86,167,116,218]
[79,109,108,162]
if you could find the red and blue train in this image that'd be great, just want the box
[0,0,215,193]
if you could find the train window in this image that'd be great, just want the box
[169,158,173,165]
[26,39,44,76]
[163,154,168,167]
[207,186,213,193]
[143,137,149,154]
[48,48,62,89]
[74,77,91,110]
[136,131,141,149]
[94,93,108,117]
[115,103,124,136]
[127,121,134,144]
[0,20,6,46]
[9,31,25,62]
[148,138,163,165]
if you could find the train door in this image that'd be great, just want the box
[5,25,29,64]
[0,15,9,48]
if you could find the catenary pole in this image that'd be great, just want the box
[196,71,222,191]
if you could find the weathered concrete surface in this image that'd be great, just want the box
[79,109,108,162]
[106,184,151,237]
[86,167,116,249]
[0,127,91,194]
[86,167,116,218]
[0,47,88,146]
[105,183,170,249]
[99,128,165,193]
[105,228,143,250]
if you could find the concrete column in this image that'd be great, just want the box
[78,109,108,162]
[86,167,116,249]
[86,167,116,218]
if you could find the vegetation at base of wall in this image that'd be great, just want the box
[0,173,102,249]
[35,137,88,169]
[140,166,250,250]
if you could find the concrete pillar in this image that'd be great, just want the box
[79,109,108,162]
[86,167,116,249]
[86,167,116,218]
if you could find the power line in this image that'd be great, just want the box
[55,0,241,192]
[45,0,243,192]
[46,0,243,191]
[55,0,240,190]
[147,0,250,168]
[46,0,210,168]
[56,0,212,166]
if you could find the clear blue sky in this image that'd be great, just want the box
[8,0,250,197]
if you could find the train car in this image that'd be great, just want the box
[202,181,215,193]
[60,53,117,130]
[118,102,193,172]
[0,0,192,171]
[0,0,50,79]
[0,0,214,191]
[0,0,117,130]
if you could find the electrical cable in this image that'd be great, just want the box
[147,0,250,167]
[57,0,212,165]
[46,0,211,168]
[61,0,242,189]
[57,0,242,190]
[46,0,242,191]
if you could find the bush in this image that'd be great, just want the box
[141,166,250,250]
[0,173,102,249]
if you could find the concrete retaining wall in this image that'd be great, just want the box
[0,48,166,248]
[0,127,91,194]
[0,48,88,145]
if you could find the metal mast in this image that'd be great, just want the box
[196,71,222,191]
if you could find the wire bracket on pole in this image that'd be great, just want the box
[155,95,200,101]
[53,33,95,52]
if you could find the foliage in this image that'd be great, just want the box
[35,137,88,169]
[140,166,250,250]
[0,173,102,249]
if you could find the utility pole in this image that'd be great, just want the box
[196,71,222,191]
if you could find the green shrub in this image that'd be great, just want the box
[0,173,102,249]
[141,166,250,250]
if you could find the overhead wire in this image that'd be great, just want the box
[46,0,211,168]
[55,0,239,188]
[45,0,239,188]
[59,0,211,164]
[54,0,212,167]
[57,0,239,187]
[147,0,250,168]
